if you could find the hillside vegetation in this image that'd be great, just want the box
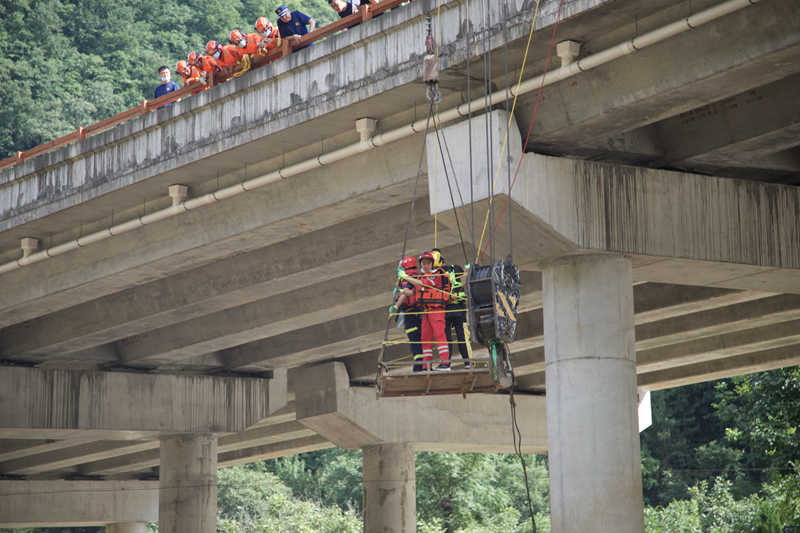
[0,0,338,159]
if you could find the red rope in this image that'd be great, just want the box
[478,0,565,264]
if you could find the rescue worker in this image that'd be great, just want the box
[255,17,282,55]
[176,59,207,95]
[187,51,220,86]
[206,40,242,77]
[415,251,451,370]
[432,249,471,367]
[229,29,264,57]
[393,257,425,372]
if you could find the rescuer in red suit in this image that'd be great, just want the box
[415,252,451,370]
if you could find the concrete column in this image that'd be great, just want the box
[362,442,416,533]
[159,434,217,533]
[107,523,148,533]
[541,254,644,533]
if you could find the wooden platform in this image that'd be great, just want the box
[377,358,499,398]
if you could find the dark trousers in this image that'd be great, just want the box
[445,303,469,360]
[403,309,424,371]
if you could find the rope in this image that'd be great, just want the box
[509,371,538,533]
[375,100,436,382]
[473,0,544,258]
[477,0,564,264]
[432,113,472,266]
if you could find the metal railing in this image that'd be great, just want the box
[0,0,406,174]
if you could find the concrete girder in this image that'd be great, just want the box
[0,480,158,528]
[0,367,287,438]
[88,234,463,368]
[0,440,155,476]
[636,318,800,374]
[653,74,800,172]
[210,270,544,373]
[0,437,99,462]
[0,202,440,360]
[517,153,800,291]
[295,362,548,453]
[218,435,332,467]
[519,0,800,158]
[634,294,800,349]
[76,421,317,476]
[0,140,424,329]
[639,343,800,391]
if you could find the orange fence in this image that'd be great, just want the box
[0,0,406,174]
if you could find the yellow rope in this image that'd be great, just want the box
[475,0,543,256]
[232,54,251,77]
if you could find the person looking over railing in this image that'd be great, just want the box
[154,66,180,107]
[275,5,316,50]
[188,51,220,86]
[206,40,242,77]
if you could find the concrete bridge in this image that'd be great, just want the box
[0,0,798,531]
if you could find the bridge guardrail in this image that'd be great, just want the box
[0,0,406,175]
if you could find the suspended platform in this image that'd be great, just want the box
[377,358,500,398]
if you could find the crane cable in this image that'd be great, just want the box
[478,0,564,264]
[473,0,545,260]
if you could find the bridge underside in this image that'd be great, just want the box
[0,0,798,513]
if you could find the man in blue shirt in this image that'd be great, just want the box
[154,66,180,107]
[275,5,316,49]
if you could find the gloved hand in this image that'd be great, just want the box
[389,305,398,316]
[199,73,208,85]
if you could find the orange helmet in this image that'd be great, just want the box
[255,17,273,36]
[229,29,245,45]
[176,60,190,76]
[206,40,221,55]
[187,51,201,66]
[400,256,418,272]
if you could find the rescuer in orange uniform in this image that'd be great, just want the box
[206,40,242,77]
[414,251,452,370]
[188,51,220,86]
[254,17,281,63]
[229,29,264,57]
[176,59,207,94]
[394,256,426,372]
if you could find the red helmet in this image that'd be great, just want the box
[400,256,418,271]
[176,60,190,76]
[206,40,221,55]
[187,51,201,66]
[419,252,435,264]
[230,29,245,44]
[255,17,273,36]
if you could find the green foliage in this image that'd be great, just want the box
[216,465,361,533]
[415,452,548,533]
[645,477,762,533]
[0,0,338,159]
[715,367,800,466]
[640,381,771,506]
[261,448,363,513]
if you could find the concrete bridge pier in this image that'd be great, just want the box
[158,434,218,533]
[542,254,644,533]
[363,442,416,533]
[107,522,148,533]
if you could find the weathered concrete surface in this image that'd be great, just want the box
[107,523,148,533]
[542,254,644,533]
[0,367,287,438]
[159,434,217,533]
[363,442,416,533]
[520,0,800,159]
[0,140,424,329]
[0,480,157,527]
[0,0,603,241]
[295,362,547,453]
[523,153,800,292]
